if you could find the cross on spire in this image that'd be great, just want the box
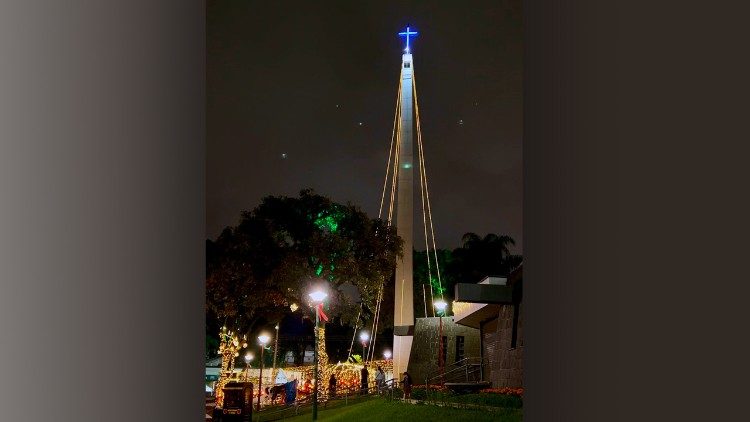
[398,26,418,53]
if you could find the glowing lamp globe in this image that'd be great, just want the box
[359,332,369,343]
[258,334,270,346]
[309,290,328,303]
[383,350,392,360]
[244,353,254,363]
[434,300,448,313]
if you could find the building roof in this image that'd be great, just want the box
[452,263,523,329]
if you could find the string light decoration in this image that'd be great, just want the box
[317,359,394,398]
[295,325,330,398]
[232,341,393,402]
[211,321,392,406]
[214,326,247,407]
[316,326,328,388]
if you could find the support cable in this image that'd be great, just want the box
[379,73,403,220]
[413,72,445,300]
[416,81,435,317]
[368,282,384,362]
[347,305,363,361]
[387,110,401,224]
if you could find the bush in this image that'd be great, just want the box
[453,392,523,409]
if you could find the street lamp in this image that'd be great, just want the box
[309,290,327,303]
[383,350,392,360]
[244,352,254,382]
[256,334,271,411]
[359,331,370,363]
[434,300,448,384]
[309,289,328,421]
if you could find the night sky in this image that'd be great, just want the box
[208,0,523,252]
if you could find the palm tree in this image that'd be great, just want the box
[450,232,521,284]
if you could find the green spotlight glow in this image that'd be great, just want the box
[313,209,343,233]
[430,276,445,294]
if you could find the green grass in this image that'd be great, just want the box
[279,398,523,422]
[393,388,523,409]
[423,392,523,409]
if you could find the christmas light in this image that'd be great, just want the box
[214,326,247,407]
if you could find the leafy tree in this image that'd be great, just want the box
[413,249,453,318]
[412,232,522,312]
[206,189,402,339]
[447,232,522,285]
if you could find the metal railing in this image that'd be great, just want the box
[251,380,398,421]
[425,357,487,386]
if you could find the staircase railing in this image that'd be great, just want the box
[425,356,487,386]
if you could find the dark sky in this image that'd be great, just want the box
[208,0,523,252]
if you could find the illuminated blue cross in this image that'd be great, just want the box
[398,26,418,52]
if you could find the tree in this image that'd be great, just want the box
[412,232,522,311]
[206,189,403,339]
[413,249,453,318]
[447,232,522,285]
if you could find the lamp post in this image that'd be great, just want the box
[434,300,448,385]
[309,289,328,421]
[383,350,392,389]
[257,334,270,411]
[359,331,370,364]
[272,323,280,382]
[244,352,254,382]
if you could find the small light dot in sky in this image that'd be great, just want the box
[281,153,287,159]
[458,119,464,125]
[358,122,363,126]
[336,104,340,108]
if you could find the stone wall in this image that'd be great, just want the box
[483,303,523,387]
[407,317,481,385]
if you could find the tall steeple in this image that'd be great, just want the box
[392,26,418,379]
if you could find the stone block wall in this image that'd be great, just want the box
[407,317,481,385]
[483,303,523,388]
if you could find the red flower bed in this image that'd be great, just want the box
[410,385,523,397]
[479,387,524,397]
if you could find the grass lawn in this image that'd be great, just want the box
[436,392,523,409]
[280,398,523,422]
[404,389,523,409]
